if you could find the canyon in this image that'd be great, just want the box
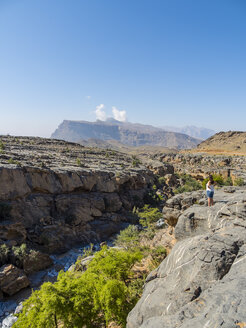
[0,133,246,327]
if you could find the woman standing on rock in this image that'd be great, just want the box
[206,175,215,206]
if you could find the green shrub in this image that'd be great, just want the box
[12,244,27,267]
[224,177,233,186]
[174,174,202,194]
[82,243,94,258]
[76,158,81,166]
[138,205,162,227]
[8,158,15,164]
[202,174,225,189]
[0,140,5,150]
[142,228,156,240]
[114,225,140,248]
[7,158,21,166]
[131,155,141,167]
[234,177,244,186]
[213,174,225,186]
[13,246,143,328]
[158,176,166,185]
[0,244,10,266]
[202,178,209,189]
[149,246,167,267]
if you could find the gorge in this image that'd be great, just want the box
[0,134,246,328]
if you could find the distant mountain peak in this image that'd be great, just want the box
[105,117,122,123]
[161,125,216,140]
[51,119,201,150]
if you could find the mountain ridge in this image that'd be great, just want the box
[51,120,200,150]
[161,125,215,140]
[194,131,246,154]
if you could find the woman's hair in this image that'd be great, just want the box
[209,175,214,184]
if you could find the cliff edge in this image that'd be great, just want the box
[127,187,246,328]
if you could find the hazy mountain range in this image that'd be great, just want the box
[160,125,215,140]
[51,119,203,149]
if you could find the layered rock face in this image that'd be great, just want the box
[0,166,154,254]
[127,188,246,328]
[159,153,246,182]
[0,137,156,254]
[0,136,159,298]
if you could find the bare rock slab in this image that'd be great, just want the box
[127,189,246,328]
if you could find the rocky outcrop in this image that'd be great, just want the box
[162,190,206,226]
[159,152,246,183]
[0,265,29,296]
[127,188,246,328]
[0,136,161,301]
[0,137,158,256]
[196,131,246,154]
[0,165,153,254]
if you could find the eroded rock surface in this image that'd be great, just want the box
[159,153,246,183]
[162,190,206,226]
[0,265,29,296]
[0,136,157,255]
[127,188,246,328]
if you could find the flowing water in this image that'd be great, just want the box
[0,243,102,327]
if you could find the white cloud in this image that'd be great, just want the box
[112,106,127,122]
[86,96,91,100]
[95,104,107,121]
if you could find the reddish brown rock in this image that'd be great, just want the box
[0,264,30,296]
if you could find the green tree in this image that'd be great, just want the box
[13,246,143,328]
[174,174,202,194]
[138,205,162,227]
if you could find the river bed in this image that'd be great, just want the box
[0,242,102,327]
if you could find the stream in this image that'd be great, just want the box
[0,242,103,327]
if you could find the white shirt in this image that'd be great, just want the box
[206,182,214,192]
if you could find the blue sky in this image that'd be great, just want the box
[0,0,245,137]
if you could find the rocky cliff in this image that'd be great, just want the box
[158,152,246,183]
[0,136,161,300]
[127,187,246,327]
[0,136,157,254]
[51,120,200,149]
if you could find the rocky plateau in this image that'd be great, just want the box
[0,134,246,328]
[127,187,246,328]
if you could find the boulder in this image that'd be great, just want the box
[155,218,166,229]
[0,264,30,296]
[23,250,53,274]
[162,207,181,226]
[1,314,18,328]
[75,255,94,272]
[164,174,178,187]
